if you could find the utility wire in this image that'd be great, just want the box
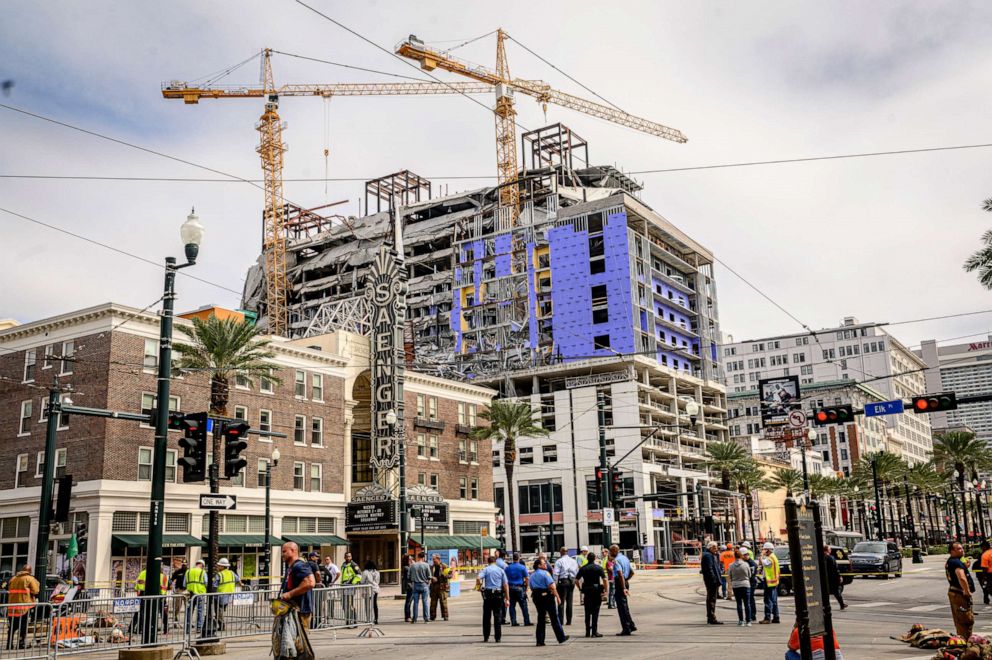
[268,49,434,82]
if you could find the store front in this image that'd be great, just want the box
[111,534,205,593]
[204,535,283,581]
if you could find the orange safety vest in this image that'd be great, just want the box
[7,589,32,617]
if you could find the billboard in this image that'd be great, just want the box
[759,375,801,426]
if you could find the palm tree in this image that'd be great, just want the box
[767,468,804,496]
[932,430,991,491]
[732,459,767,542]
[470,399,548,552]
[964,199,992,287]
[705,441,749,491]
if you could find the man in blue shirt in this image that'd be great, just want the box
[529,557,568,646]
[494,549,508,570]
[610,544,637,636]
[504,553,532,626]
[279,542,316,627]
[476,555,509,642]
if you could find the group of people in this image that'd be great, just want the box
[469,544,634,646]
[701,540,781,626]
[403,551,457,623]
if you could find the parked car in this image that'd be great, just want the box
[758,545,853,596]
[849,541,903,579]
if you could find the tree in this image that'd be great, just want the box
[705,441,749,491]
[933,430,991,491]
[964,199,992,288]
[732,459,767,542]
[470,399,548,552]
[767,468,804,495]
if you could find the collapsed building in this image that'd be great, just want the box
[242,123,734,556]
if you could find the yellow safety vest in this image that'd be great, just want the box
[186,567,207,595]
[135,570,167,594]
[217,569,237,593]
[762,554,780,587]
[341,562,361,585]
[578,555,588,568]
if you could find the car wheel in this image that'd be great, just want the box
[881,563,890,579]
[895,561,902,578]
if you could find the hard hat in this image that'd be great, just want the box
[740,548,750,556]
[763,542,775,550]
[580,546,589,552]
[217,558,230,567]
[741,541,751,548]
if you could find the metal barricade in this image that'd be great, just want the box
[185,587,280,645]
[310,585,375,630]
[48,593,187,658]
[0,602,52,660]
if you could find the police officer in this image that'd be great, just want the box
[504,553,532,626]
[214,558,239,631]
[529,557,568,646]
[476,555,509,642]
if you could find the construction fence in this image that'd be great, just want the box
[0,585,376,659]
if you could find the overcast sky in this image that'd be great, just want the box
[2,1,990,351]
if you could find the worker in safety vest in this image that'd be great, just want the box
[719,543,735,600]
[133,558,169,635]
[758,542,781,624]
[214,558,240,631]
[184,559,208,636]
[5,564,39,650]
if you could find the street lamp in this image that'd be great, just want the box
[799,428,815,502]
[954,470,970,540]
[143,208,202,645]
[263,447,280,586]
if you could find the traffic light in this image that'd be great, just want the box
[912,392,958,414]
[76,523,88,554]
[177,412,208,483]
[54,475,73,523]
[222,421,250,478]
[592,467,605,506]
[812,404,854,426]
[611,469,625,502]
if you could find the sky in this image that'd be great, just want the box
[1,0,991,352]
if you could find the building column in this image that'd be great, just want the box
[88,510,115,586]
[342,400,357,498]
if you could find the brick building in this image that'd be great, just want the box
[0,303,495,588]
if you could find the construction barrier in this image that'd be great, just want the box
[1,602,52,660]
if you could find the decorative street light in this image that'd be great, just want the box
[143,208,203,645]
[263,447,281,586]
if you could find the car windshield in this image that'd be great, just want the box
[773,547,790,560]
[853,542,887,554]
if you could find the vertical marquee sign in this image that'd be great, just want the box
[365,246,407,485]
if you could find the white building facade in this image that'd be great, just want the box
[917,336,992,443]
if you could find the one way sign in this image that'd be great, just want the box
[199,494,237,510]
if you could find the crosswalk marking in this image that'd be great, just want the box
[848,601,897,608]
[906,605,944,612]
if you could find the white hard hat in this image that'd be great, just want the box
[740,548,750,556]
[580,546,589,552]
[763,542,775,550]
[217,558,230,567]
[741,541,751,548]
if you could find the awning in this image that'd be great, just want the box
[410,535,500,550]
[112,534,206,549]
[203,535,283,548]
[282,534,349,547]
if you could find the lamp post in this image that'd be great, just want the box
[870,453,884,541]
[954,470,970,541]
[799,428,814,502]
[263,447,280,586]
[143,209,203,645]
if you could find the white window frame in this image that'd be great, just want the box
[293,462,305,490]
[260,373,274,394]
[428,434,439,460]
[470,478,479,500]
[140,393,180,428]
[458,403,466,425]
[40,395,70,429]
[459,477,467,499]
[416,394,426,417]
[458,440,467,463]
[60,341,74,375]
[235,373,250,390]
[469,440,478,464]
[36,448,67,478]
[23,350,36,383]
[294,370,306,398]
[19,400,33,436]
[257,459,270,488]
[311,416,323,447]
[14,454,29,487]
[310,463,322,492]
[428,396,438,420]
[143,339,158,374]
[468,404,477,426]
[429,473,438,490]
[234,405,248,422]
[42,344,54,370]
[416,433,426,459]
[311,374,323,402]
[259,409,273,438]
[294,415,307,445]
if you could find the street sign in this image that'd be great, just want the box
[199,494,237,510]
[864,399,905,417]
[788,410,807,428]
[480,527,488,537]
[603,508,616,525]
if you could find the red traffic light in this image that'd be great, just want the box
[815,411,828,423]
[912,392,957,414]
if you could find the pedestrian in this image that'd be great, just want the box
[719,542,735,600]
[169,560,188,622]
[340,551,361,626]
[701,541,724,625]
[184,559,207,636]
[822,545,847,611]
[758,542,781,624]
[610,544,637,635]
[505,553,532,626]
[133,558,169,635]
[785,623,843,660]
[321,555,340,586]
[402,555,414,622]
[407,551,432,623]
[577,546,590,568]
[429,553,450,621]
[214,558,240,631]
[360,560,380,625]
[978,540,992,605]
[494,549,508,570]
[742,547,759,623]
[729,549,753,626]
[529,557,568,646]
[5,564,39,650]
[476,555,509,643]
[552,546,578,626]
[601,549,616,609]
[577,550,607,638]
[275,542,315,660]
[946,541,975,639]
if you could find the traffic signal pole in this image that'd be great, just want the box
[34,388,61,602]
[597,392,611,547]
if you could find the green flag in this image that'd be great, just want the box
[66,534,78,561]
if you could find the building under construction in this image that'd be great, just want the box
[242,123,733,557]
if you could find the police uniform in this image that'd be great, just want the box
[477,562,508,642]
[529,567,567,646]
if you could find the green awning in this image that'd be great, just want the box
[411,535,500,550]
[282,534,349,547]
[203,535,283,548]
[113,534,205,549]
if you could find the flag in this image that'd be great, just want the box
[66,534,78,561]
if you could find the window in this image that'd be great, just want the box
[417,394,426,417]
[469,440,478,463]
[43,344,54,369]
[590,258,605,274]
[428,396,438,420]
[34,448,66,478]
[470,478,479,500]
[40,394,70,429]
[259,409,272,433]
[417,472,426,486]
[542,445,557,463]
[311,417,323,447]
[137,448,176,482]
[235,373,249,389]
[294,415,306,445]
[23,350,36,382]
[468,404,477,426]
[15,454,28,487]
[260,373,274,393]
[429,434,439,459]
[492,450,501,468]
[591,284,608,302]
[60,341,74,375]
[293,462,305,490]
[458,440,467,463]
[459,477,467,499]
[416,433,427,458]
[140,393,179,427]
[588,212,604,233]
[519,447,534,465]
[458,403,466,425]
[593,334,611,350]
[234,405,248,421]
[295,370,306,398]
[430,474,438,490]
[312,374,323,402]
[257,459,270,487]
[592,308,609,324]
[19,400,32,435]
[310,464,322,492]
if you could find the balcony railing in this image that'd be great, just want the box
[455,423,473,436]
[414,417,446,431]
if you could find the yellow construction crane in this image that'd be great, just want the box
[162,38,685,335]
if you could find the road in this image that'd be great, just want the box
[71,554,981,659]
